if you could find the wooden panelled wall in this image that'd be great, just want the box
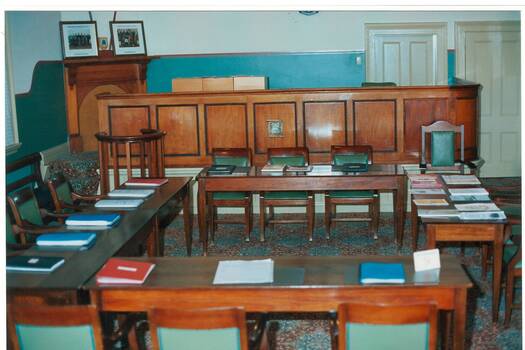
[97,83,479,167]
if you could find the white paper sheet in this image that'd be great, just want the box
[213,259,274,284]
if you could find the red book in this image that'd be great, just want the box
[96,258,155,285]
[125,178,168,187]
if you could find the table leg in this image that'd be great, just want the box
[492,225,504,322]
[394,176,407,247]
[426,224,437,249]
[452,288,467,350]
[197,178,208,256]
[183,184,192,256]
[411,200,419,251]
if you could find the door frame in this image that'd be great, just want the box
[365,22,448,85]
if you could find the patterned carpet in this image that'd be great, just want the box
[164,211,522,350]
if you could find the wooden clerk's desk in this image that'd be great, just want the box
[197,164,407,255]
[88,255,473,350]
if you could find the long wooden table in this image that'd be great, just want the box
[7,177,192,305]
[197,164,407,255]
[88,255,473,350]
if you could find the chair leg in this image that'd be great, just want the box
[244,204,251,242]
[324,195,331,239]
[208,204,216,243]
[307,195,315,241]
[371,195,380,239]
[269,206,275,232]
[504,270,516,327]
[259,199,266,242]
[411,200,418,251]
[481,244,489,280]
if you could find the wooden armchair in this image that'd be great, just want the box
[259,147,315,242]
[95,128,166,194]
[421,120,465,168]
[8,304,104,350]
[47,172,102,214]
[208,148,253,242]
[148,307,253,350]
[324,145,379,239]
[7,187,65,244]
[336,301,438,350]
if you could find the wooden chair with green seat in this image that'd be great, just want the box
[47,172,102,217]
[208,148,253,242]
[503,229,521,327]
[259,147,315,242]
[7,187,65,245]
[148,307,266,350]
[7,304,105,350]
[336,301,438,350]
[420,120,465,169]
[324,145,380,240]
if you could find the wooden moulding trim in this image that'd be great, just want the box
[302,100,347,153]
[203,103,249,156]
[352,99,397,153]
[156,104,201,157]
[14,60,64,98]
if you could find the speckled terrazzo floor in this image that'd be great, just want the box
[163,211,522,350]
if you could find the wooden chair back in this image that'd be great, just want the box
[148,307,249,350]
[7,187,44,228]
[95,129,166,194]
[337,301,438,350]
[267,147,310,166]
[421,120,464,165]
[212,148,252,166]
[6,153,45,194]
[47,173,74,212]
[330,145,373,165]
[8,304,104,350]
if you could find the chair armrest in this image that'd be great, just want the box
[41,208,73,219]
[13,221,65,235]
[72,192,105,202]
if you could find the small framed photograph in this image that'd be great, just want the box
[98,36,109,50]
[110,21,147,56]
[267,120,284,137]
[60,21,99,58]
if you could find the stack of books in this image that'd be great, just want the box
[448,188,490,202]
[261,164,286,173]
[95,199,144,209]
[108,189,155,198]
[359,262,406,284]
[7,256,65,273]
[207,165,235,175]
[96,258,155,284]
[413,198,449,206]
[442,175,481,185]
[66,213,121,227]
[125,178,168,187]
[36,232,97,250]
[408,174,443,189]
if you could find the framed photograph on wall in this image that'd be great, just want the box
[60,21,99,58]
[110,21,147,56]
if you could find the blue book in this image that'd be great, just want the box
[66,213,121,227]
[37,232,97,247]
[6,256,65,273]
[359,262,406,284]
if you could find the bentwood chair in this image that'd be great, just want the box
[47,172,102,215]
[95,128,166,195]
[208,148,253,242]
[420,120,464,168]
[336,301,438,350]
[148,307,251,350]
[324,145,380,239]
[7,187,64,244]
[259,147,315,242]
[7,304,105,350]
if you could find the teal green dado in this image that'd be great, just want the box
[7,61,68,164]
[147,51,366,93]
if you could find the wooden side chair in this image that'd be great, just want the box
[504,233,522,327]
[337,301,438,350]
[95,128,166,194]
[47,172,102,214]
[324,145,380,239]
[148,307,250,350]
[7,304,104,350]
[259,147,315,242]
[208,148,253,242]
[7,187,64,244]
[421,120,464,168]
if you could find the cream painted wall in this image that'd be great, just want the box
[60,11,519,55]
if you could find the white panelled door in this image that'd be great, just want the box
[456,21,521,177]
[366,23,447,86]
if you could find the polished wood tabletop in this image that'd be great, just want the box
[88,255,472,350]
[197,165,407,255]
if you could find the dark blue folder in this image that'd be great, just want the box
[6,256,65,273]
[359,262,406,284]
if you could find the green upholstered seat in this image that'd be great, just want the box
[501,205,521,218]
[15,324,96,350]
[431,131,455,167]
[55,181,74,205]
[157,327,241,350]
[346,322,429,350]
[334,153,368,165]
[18,194,44,226]
[328,190,375,199]
[264,191,308,200]
[270,156,305,167]
[511,225,522,236]
[213,192,247,200]
[214,156,249,167]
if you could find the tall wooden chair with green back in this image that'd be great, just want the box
[259,147,315,242]
[208,148,253,242]
[47,172,102,215]
[148,307,251,350]
[8,304,105,350]
[420,120,464,168]
[324,145,379,240]
[337,301,438,350]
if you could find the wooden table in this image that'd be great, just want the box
[88,255,472,350]
[197,165,407,255]
[7,177,192,305]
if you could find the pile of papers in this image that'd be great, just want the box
[213,259,274,284]
[408,174,443,189]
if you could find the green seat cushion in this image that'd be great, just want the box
[501,206,521,218]
[511,225,522,236]
[264,191,308,200]
[18,196,44,226]
[270,156,305,167]
[212,192,247,200]
[328,190,375,198]
[431,131,455,167]
[504,243,520,264]
[158,327,241,350]
[346,322,429,350]
[213,156,249,167]
[16,324,96,350]
[56,182,74,205]
[334,154,368,165]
